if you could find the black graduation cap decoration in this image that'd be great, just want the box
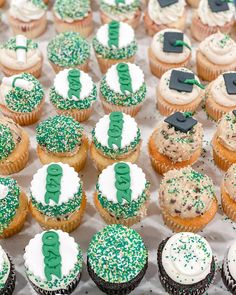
[163,32,184,53]
[223,73,236,95]
[169,70,195,92]
[208,0,229,13]
[233,110,236,116]
[157,0,178,8]
[164,112,197,133]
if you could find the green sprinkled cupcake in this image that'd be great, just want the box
[36,115,89,172]
[49,68,97,122]
[47,32,90,73]
[0,73,45,125]
[0,245,16,294]
[87,224,148,294]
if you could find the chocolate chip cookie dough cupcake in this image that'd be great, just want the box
[158,232,216,295]
[100,62,146,116]
[159,167,218,232]
[87,224,148,294]
[149,29,192,78]
[157,68,204,116]
[8,0,47,39]
[149,112,203,175]
[47,32,90,73]
[24,230,83,295]
[197,33,236,82]
[0,246,16,294]
[144,0,186,36]
[0,73,45,125]
[0,35,43,78]
[222,240,236,294]
[0,117,29,175]
[93,21,138,74]
[49,68,96,122]
[36,115,89,172]
[53,0,93,37]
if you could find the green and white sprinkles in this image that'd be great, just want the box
[0,36,38,51]
[53,0,90,21]
[100,0,140,20]
[0,125,16,161]
[0,246,10,289]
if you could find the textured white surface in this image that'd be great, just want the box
[0,2,236,295]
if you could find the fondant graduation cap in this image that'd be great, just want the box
[164,112,197,133]
[223,72,236,95]
[208,0,229,13]
[169,70,194,92]
[157,0,178,8]
[163,32,184,53]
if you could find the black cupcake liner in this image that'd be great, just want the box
[87,258,148,295]
[157,238,216,295]
[0,254,16,295]
[222,259,236,294]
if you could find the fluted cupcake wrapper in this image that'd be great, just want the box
[49,60,89,74]
[212,144,234,172]
[221,187,236,222]
[222,259,236,294]
[0,255,16,295]
[96,54,135,74]
[56,107,93,122]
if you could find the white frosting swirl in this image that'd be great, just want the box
[226,240,236,280]
[217,111,236,152]
[148,0,186,25]
[224,164,236,201]
[198,0,235,27]
[0,184,9,200]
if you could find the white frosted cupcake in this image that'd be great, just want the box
[144,0,186,36]
[0,245,16,294]
[222,240,236,294]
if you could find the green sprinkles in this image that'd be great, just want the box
[87,224,148,283]
[0,125,15,161]
[31,0,47,9]
[0,37,38,51]
[54,0,90,20]
[100,0,140,17]
[0,260,10,289]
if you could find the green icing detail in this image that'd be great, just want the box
[47,32,90,67]
[184,79,205,90]
[174,40,191,51]
[67,69,81,100]
[54,0,90,20]
[108,21,120,48]
[45,164,63,205]
[36,115,83,153]
[100,0,140,17]
[117,63,133,94]
[1,37,38,51]
[108,112,124,149]
[0,125,15,161]
[100,77,146,107]
[5,73,44,113]
[0,177,20,234]
[87,224,148,283]
[0,261,10,289]
[31,0,47,9]
[114,162,132,204]
[115,0,125,3]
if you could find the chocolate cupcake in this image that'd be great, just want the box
[0,245,16,295]
[222,240,236,294]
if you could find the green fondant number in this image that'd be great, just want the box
[116,63,133,94]
[108,21,120,48]
[44,164,63,205]
[108,112,124,149]
[67,69,81,99]
[114,162,132,204]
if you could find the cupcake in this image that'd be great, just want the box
[53,0,93,37]
[36,115,89,172]
[47,32,90,74]
[29,162,87,232]
[144,0,186,36]
[186,0,200,8]
[24,230,83,295]
[49,68,97,122]
[93,21,138,74]
[222,240,236,294]
[91,112,141,171]
[197,33,236,82]
[158,232,216,295]
[149,112,203,175]
[0,0,5,7]
[87,224,148,294]
[149,29,192,78]
[94,162,150,226]
[99,0,141,29]
[0,117,29,175]
[159,167,218,232]
[157,68,204,116]
[212,111,236,171]
[100,62,146,116]
[0,177,28,238]
[0,246,16,294]
[0,73,45,125]
[8,0,47,39]
[205,72,236,121]
[0,35,43,78]
[191,0,235,42]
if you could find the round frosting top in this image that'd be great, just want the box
[154,119,203,163]
[216,111,236,152]
[159,167,215,218]
[151,29,191,64]
[158,68,202,105]
[224,164,236,201]
[87,224,147,283]
[0,246,10,289]
[47,32,90,67]
[162,232,213,284]
[9,0,47,22]
[36,115,84,154]
[53,0,90,22]
[199,33,236,65]
[226,240,236,280]
[198,0,235,27]
[148,0,186,25]
[24,230,83,290]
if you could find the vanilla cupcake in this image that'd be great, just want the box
[149,112,203,174]
[222,240,236,294]
[144,0,186,36]
[0,35,43,78]
[149,29,192,78]
[157,68,204,116]
[8,0,47,39]
[197,33,236,82]
[49,68,97,122]
[191,0,235,41]
[99,0,141,29]
[93,21,137,74]
[159,167,218,232]
[91,112,141,171]
[53,0,93,37]
[205,72,236,121]
[100,62,146,116]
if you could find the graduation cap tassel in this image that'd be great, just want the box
[183,79,205,90]
[174,40,192,50]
